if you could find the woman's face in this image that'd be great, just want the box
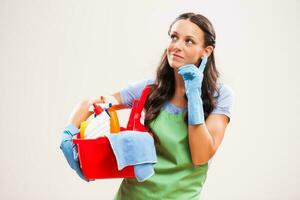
[167,19,207,69]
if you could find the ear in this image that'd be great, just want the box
[203,46,214,57]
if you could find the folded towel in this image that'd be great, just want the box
[105,131,157,182]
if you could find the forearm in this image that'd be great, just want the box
[188,123,215,165]
[178,57,213,165]
[186,87,214,164]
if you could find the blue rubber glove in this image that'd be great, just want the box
[60,124,90,182]
[178,56,208,125]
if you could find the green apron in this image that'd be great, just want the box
[114,107,208,200]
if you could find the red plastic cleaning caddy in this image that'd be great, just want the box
[72,85,152,180]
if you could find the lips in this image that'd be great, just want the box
[171,53,184,59]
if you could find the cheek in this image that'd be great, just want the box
[186,49,203,63]
[166,47,170,55]
[166,44,173,54]
[166,46,175,60]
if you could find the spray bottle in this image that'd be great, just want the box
[108,103,120,133]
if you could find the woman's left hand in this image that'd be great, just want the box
[178,56,207,95]
[178,56,208,125]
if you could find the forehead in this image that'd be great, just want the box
[170,19,204,41]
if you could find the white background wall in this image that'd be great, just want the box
[1,0,299,199]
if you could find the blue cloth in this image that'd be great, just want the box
[105,131,157,182]
[60,124,90,182]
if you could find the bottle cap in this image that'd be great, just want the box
[93,103,104,116]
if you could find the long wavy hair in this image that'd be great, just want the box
[144,12,220,131]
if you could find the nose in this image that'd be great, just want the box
[172,39,184,51]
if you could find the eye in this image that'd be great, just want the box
[170,34,178,40]
[169,34,195,45]
[186,39,194,44]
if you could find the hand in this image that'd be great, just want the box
[67,98,102,128]
[178,56,208,125]
[178,56,207,95]
[60,124,92,182]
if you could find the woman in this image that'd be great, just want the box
[60,12,234,199]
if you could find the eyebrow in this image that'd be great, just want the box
[170,31,197,40]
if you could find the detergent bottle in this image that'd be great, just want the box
[108,103,120,133]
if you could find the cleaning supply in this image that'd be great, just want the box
[85,121,110,139]
[84,110,111,139]
[71,85,153,180]
[108,103,120,133]
[93,103,104,117]
[80,121,88,139]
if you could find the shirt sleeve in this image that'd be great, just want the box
[211,84,235,122]
[119,78,155,108]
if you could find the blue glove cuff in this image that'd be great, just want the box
[65,123,80,135]
[187,89,204,125]
[60,124,89,182]
[61,124,80,142]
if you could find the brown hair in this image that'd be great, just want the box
[144,12,220,130]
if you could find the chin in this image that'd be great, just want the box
[168,60,183,69]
